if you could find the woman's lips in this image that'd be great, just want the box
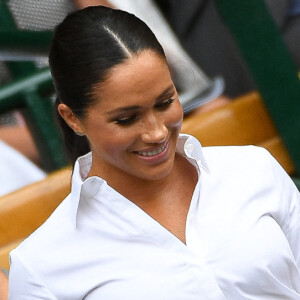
[135,143,167,157]
[133,141,170,163]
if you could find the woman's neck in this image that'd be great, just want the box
[88,153,197,208]
[88,153,198,244]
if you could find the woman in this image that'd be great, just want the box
[9,6,300,299]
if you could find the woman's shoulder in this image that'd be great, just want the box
[201,145,298,203]
[201,145,290,193]
[203,143,271,156]
[203,145,277,170]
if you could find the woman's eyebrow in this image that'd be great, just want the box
[156,84,175,101]
[106,105,141,116]
[106,84,175,116]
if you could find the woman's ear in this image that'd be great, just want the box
[58,104,84,134]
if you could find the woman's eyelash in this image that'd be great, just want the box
[114,115,137,125]
[114,98,175,125]
[156,98,175,108]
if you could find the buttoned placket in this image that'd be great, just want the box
[105,144,225,298]
[184,153,226,299]
[73,136,226,298]
[80,167,227,298]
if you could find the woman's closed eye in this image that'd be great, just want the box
[114,114,138,125]
[113,98,175,125]
[155,98,175,110]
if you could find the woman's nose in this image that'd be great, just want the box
[141,116,168,143]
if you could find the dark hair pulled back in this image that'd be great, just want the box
[49,6,166,165]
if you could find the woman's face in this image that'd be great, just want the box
[76,50,183,182]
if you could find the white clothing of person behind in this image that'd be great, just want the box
[9,134,300,299]
[0,140,46,196]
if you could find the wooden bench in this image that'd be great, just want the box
[182,92,295,175]
[0,167,71,269]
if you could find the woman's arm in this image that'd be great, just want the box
[283,183,300,267]
[269,152,300,267]
[9,252,54,299]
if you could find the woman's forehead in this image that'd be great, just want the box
[107,50,168,83]
[90,50,173,105]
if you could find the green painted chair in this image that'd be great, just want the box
[214,0,300,189]
[0,0,68,172]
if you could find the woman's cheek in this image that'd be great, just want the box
[169,101,184,128]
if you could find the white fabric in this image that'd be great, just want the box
[9,134,300,299]
[0,140,46,196]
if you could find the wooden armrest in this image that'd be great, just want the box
[0,240,22,270]
[0,167,71,248]
[181,92,295,174]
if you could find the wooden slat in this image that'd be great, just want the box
[0,240,22,270]
[0,167,71,247]
[181,92,295,174]
[259,136,295,175]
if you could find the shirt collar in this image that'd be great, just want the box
[69,133,209,228]
[176,133,209,172]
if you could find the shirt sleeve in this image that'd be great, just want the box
[281,178,300,267]
[9,250,55,300]
[267,151,300,268]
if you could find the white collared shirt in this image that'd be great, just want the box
[9,134,300,299]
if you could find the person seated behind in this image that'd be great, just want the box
[9,6,300,299]
[154,0,300,98]
[0,270,8,300]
